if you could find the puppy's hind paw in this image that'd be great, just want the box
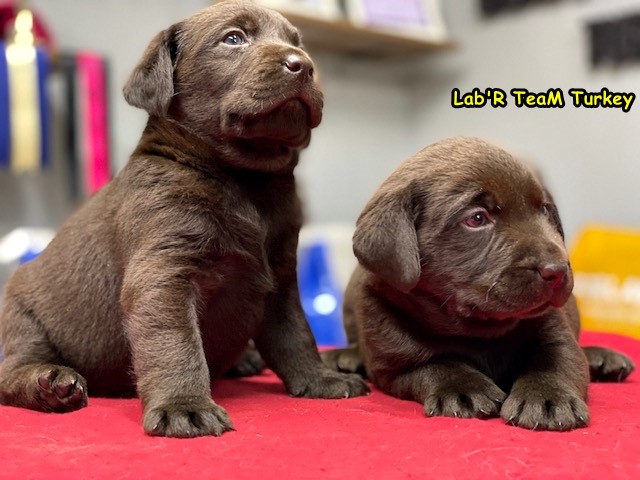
[288,369,369,399]
[225,346,266,378]
[320,346,367,377]
[35,366,88,412]
[143,398,234,438]
[583,346,635,382]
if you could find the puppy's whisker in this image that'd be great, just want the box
[440,295,454,309]
[485,281,497,304]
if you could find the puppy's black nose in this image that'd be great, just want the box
[537,263,568,288]
[283,54,314,79]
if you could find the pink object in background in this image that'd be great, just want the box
[76,51,110,196]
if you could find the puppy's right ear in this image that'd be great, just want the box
[123,26,180,116]
[353,183,421,292]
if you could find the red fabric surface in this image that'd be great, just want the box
[1,331,639,480]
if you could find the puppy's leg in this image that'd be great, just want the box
[121,263,232,438]
[320,284,368,377]
[501,322,590,431]
[254,280,369,398]
[583,346,635,382]
[0,305,87,412]
[387,360,507,419]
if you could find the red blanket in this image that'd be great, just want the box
[1,331,638,480]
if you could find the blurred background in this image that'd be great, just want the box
[0,0,639,344]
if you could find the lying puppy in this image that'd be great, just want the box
[0,0,367,437]
[322,137,634,431]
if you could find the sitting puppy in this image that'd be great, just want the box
[0,0,367,438]
[322,136,634,431]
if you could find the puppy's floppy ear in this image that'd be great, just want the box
[526,163,565,240]
[123,25,180,116]
[353,182,421,292]
[544,189,565,240]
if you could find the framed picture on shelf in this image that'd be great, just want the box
[344,0,448,41]
[255,0,342,20]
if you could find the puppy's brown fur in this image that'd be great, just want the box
[0,0,367,438]
[323,137,634,431]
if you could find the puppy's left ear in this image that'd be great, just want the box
[353,182,421,292]
[544,190,565,240]
[528,164,566,241]
[123,25,180,116]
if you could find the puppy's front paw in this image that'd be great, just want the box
[35,366,88,412]
[583,346,635,382]
[143,398,234,438]
[288,369,369,399]
[501,385,589,431]
[424,377,506,419]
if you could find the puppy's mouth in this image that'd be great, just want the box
[452,301,554,338]
[451,268,573,324]
[468,301,554,321]
[222,93,322,147]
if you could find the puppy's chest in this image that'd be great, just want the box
[195,176,302,296]
[196,179,300,343]
[236,176,302,250]
[448,334,532,387]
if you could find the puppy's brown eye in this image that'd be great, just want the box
[464,210,491,228]
[223,32,246,46]
[541,204,550,216]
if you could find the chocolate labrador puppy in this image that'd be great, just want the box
[0,0,367,437]
[322,137,634,431]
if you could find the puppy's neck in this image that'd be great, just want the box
[133,116,227,178]
[134,116,301,177]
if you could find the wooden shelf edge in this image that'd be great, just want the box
[278,11,455,57]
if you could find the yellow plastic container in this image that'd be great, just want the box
[570,225,640,339]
